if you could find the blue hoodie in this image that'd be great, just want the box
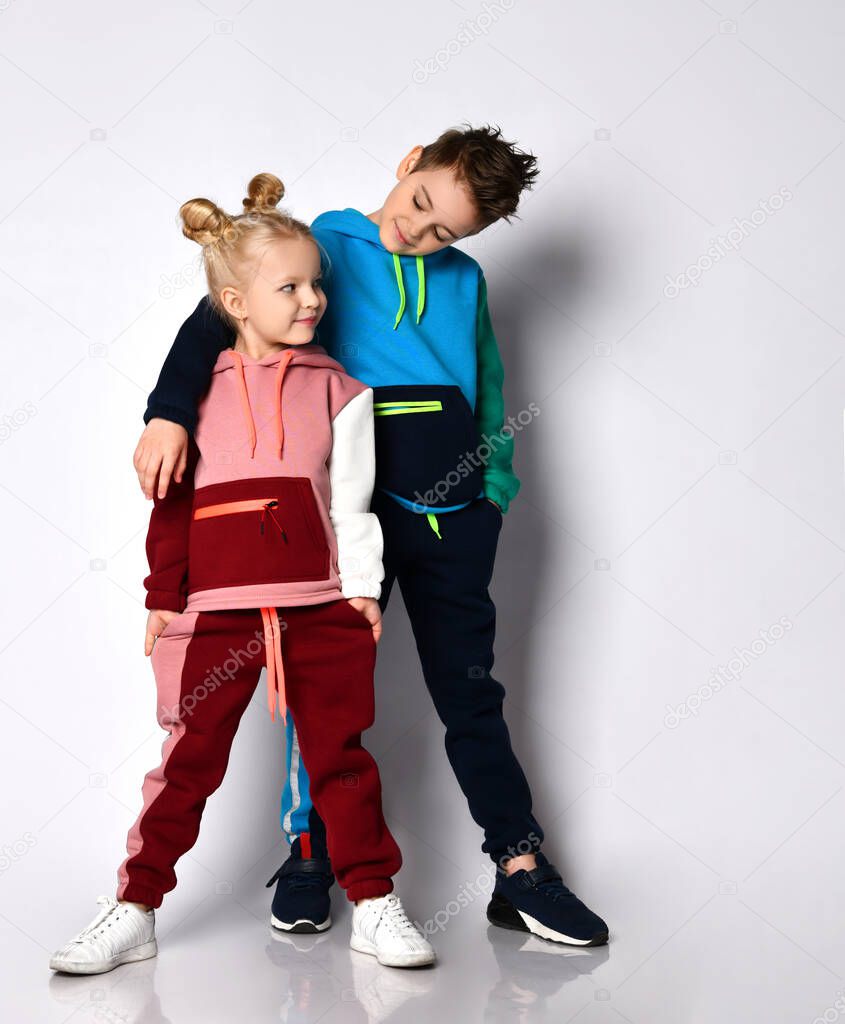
[311,208,481,408]
[144,208,521,515]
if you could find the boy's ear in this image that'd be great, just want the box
[396,145,424,179]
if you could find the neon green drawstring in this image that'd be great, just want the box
[392,253,426,329]
[392,253,406,329]
[415,255,425,323]
[426,512,442,540]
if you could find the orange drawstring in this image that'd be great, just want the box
[228,348,295,460]
[274,349,295,458]
[227,350,257,459]
[260,607,286,722]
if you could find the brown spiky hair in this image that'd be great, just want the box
[412,123,539,229]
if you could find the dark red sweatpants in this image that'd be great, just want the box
[117,599,401,907]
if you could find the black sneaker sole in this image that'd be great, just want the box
[486,893,609,947]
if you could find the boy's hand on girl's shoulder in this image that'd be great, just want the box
[346,597,383,645]
[145,609,181,656]
[134,419,189,501]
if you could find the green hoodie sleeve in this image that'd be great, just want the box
[475,273,521,513]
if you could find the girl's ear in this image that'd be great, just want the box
[219,286,245,323]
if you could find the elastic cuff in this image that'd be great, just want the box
[145,591,185,612]
[144,403,197,435]
[483,481,513,514]
[488,832,544,870]
[117,883,163,909]
[345,877,394,903]
[340,579,382,600]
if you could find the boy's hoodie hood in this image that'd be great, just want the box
[312,208,431,330]
[212,343,344,460]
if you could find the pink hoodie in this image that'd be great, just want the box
[144,342,384,716]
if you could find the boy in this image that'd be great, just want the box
[134,125,608,947]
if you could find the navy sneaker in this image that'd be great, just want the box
[266,837,335,933]
[486,853,609,947]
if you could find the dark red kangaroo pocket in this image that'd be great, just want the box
[187,477,330,593]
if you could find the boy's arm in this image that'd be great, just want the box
[327,389,384,599]
[474,273,521,514]
[144,296,234,433]
[143,440,199,612]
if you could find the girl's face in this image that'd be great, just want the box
[221,235,327,345]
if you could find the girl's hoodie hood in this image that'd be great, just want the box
[311,208,429,330]
[211,343,346,460]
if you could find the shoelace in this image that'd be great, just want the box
[72,895,121,943]
[376,894,419,937]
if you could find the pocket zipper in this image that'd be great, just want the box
[194,497,288,541]
[373,400,443,416]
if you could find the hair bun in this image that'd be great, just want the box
[179,198,234,247]
[243,172,285,213]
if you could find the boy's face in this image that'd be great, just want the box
[374,146,485,256]
[221,236,327,345]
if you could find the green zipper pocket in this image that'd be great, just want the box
[373,400,443,417]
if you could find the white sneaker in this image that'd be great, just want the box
[49,896,157,975]
[350,893,436,968]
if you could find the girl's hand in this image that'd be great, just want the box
[145,609,181,656]
[134,419,189,501]
[346,597,383,645]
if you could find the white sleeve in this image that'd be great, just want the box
[328,388,384,599]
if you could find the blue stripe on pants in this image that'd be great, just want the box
[280,716,313,842]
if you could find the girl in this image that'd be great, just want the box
[49,173,436,973]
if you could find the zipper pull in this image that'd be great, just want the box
[262,501,285,540]
[265,502,288,543]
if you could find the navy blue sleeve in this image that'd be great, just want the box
[143,296,234,433]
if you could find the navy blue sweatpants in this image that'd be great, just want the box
[281,490,544,865]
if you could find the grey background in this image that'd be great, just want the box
[1,1,843,1021]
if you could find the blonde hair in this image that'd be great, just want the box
[179,173,315,328]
